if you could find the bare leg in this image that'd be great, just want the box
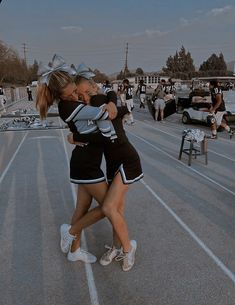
[160,109,164,121]
[112,197,125,247]
[70,185,92,225]
[211,122,217,136]
[155,108,159,121]
[70,186,93,251]
[69,181,108,252]
[102,173,130,252]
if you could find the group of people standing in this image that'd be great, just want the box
[36,55,143,272]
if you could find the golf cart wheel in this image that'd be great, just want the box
[182,112,191,124]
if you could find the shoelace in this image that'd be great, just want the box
[63,232,76,243]
[80,248,93,256]
[115,251,126,262]
[103,245,116,258]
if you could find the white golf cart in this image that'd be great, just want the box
[181,77,235,126]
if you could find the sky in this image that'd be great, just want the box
[0,0,235,75]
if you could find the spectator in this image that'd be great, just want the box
[26,84,33,101]
[152,79,166,122]
[117,82,126,106]
[136,79,146,108]
[123,79,134,125]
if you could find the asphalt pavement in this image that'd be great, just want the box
[0,99,235,305]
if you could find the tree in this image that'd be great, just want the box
[199,52,228,76]
[136,67,144,75]
[163,46,195,79]
[0,40,39,84]
[93,69,109,83]
[28,60,39,82]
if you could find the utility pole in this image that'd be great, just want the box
[123,42,129,77]
[22,43,27,65]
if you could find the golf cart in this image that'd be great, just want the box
[180,77,235,126]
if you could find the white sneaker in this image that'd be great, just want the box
[99,245,120,266]
[67,247,97,263]
[60,224,76,253]
[115,240,137,272]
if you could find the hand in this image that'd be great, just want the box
[67,133,88,147]
[209,107,214,114]
[103,102,118,120]
[67,133,75,144]
[107,102,117,120]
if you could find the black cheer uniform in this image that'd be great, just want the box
[58,99,107,184]
[73,94,144,185]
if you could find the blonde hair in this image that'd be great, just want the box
[75,76,99,95]
[36,71,74,119]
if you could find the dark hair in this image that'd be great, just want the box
[209,80,219,87]
[123,79,129,85]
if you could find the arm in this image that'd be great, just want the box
[105,90,118,119]
[70,132,107,144]
[135,86,139,96]
[65,103,109,123]
[104,102,117,120]
[106,90,117,105]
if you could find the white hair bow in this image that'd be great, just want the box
[76,63,95,80]
[38,54,77,85]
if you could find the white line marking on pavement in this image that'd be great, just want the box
[0,132,28,184]
[139,120,235,162]
[128,131,235,197]
[60,130,100,305]
[28,136,59,140]
[141,179,235,284]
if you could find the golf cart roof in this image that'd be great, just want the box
[193,76,235,81]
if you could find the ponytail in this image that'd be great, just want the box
[36,84,54,119]
[36,71,74,119]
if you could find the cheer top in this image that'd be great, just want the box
[58,100,117,140]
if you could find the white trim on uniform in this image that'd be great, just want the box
[70,176,106,184]
[65,104,84,122]
[108,164,144,184]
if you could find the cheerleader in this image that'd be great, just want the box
[71,75,143,271]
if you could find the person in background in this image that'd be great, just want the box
[102,79,112,94]
[136,79,146,108]
[209,80,234,139]
[26,84,33,101]
[117,82,126,106]
[164,78,176,102]
[152,79,166,122]
[122,79,134,125]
